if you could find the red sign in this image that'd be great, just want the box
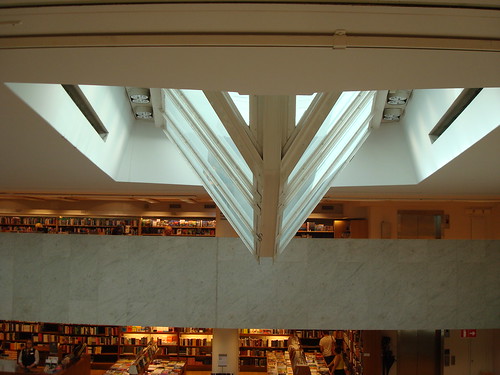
[461,329,477,338]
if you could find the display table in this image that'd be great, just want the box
[266,352,329,375]
[0,356,90,375]
[0,358,44,375]
[105,359,186,375]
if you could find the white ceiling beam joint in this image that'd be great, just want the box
[203,91,263,173]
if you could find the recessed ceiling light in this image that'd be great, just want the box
[383,108,402,121]
[387,90,410,105]
[128,88,150,104]
[135,106,153,119]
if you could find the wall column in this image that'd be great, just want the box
[212,328,239,375]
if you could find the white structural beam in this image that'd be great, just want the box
[282,91,343,177]
[256,96,293,258]
[204,91,263,174]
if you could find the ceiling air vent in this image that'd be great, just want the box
[321,204,343,214]
[204,204,216,209]
[169,204,181,209]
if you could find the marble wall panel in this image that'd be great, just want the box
[1,233,499,330]
[0,234,14,317]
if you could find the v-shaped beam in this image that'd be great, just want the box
[160,89,377,260]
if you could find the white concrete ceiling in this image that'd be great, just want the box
[0,1,499,202]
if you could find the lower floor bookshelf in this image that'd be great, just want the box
[0,322,368,373]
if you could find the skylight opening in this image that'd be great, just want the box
[288,91,359,183]
[429,88,482,143]
[62,84,108,140]
[278,90,376,253]
[228,92,250,126]
[295,94,317,125]
[161,88,257,254]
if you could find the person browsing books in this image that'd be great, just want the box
[328,346,347,375]
[18,339,39,371]
[319,331,335,366]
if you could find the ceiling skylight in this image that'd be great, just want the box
[296,94,317,125]
[228,92,250,125]
[159,88,376,258]
[161,89,257,253]
[278,91,376,253]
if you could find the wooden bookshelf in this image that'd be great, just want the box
[0,215,215,237]
[177,328,212,370]
[238,329,292,372]
[120,327,212,371]
[296,219,368,238]
[0,322,367,374]
[0,216,57,233]
[0,321,121,370]
[139,218,216,237]
[0,215,368,239]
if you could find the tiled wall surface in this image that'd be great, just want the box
[0,233,498,329]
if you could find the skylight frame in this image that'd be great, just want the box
[277,90,376,253]
[160,88,258,254]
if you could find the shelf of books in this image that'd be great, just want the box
[343,330,363,375]
[0,321,121,369]
[0,216,57,233]
[296,219,368,239]
[121,327,178,358]
[0,321,366,374]
[239,329,292,372]
[0,216,215,237]
[177,328,213,370]
[140,218,216,236]
[120,327,212,371]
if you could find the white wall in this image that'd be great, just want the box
[443,329,500,375]
[333,122,418,187]
[6,82,135,178]
[114,121,201,185]
[402,88,500,182]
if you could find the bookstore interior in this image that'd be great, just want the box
[1,4,499,374]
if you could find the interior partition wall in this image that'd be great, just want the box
[0,234,498,330]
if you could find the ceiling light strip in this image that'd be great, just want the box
[0,34,499,52]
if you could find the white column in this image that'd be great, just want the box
[212,328,240,375]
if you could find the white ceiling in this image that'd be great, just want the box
[0,1,499,203]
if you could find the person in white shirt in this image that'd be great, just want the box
[18,340,39,372]
[319,331,335,366]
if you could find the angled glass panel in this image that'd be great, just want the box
[228,92,250,126]
[278,91,376,253]
[295,94,317,125]
[161,89,256,253]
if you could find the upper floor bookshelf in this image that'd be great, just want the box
[0,215,367,239]
[296,219,368,238]
[0,216,215,237]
